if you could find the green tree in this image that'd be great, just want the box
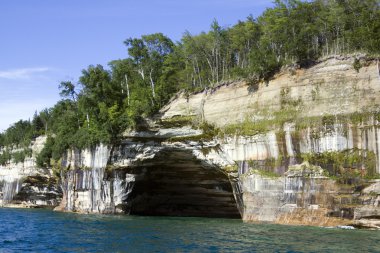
[124,33,174,99]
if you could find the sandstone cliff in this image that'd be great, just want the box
[0,136,61,208]
[157,55,380,228]
[2,55,380,229]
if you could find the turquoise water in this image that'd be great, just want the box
[0,208,379,252]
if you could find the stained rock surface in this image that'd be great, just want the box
[2,56,380,228]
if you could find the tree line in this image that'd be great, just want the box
[0,0,379,166]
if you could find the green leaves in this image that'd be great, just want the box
[2,0,380,164]
[0,120,34,148]
[59,81,77,101]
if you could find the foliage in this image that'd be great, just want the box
[12,149,31,164]
[353,58,362,72]
[1,0,380,164]
[223,107,298,136]
[0,116,42,165]
[0,148,32,165]
[168,121,220,142]
[0,149,11,166]
[250,168,281,179]
[0,120,35,148]
[159,116,196,128]
[36,136,55,167]
[246,157,284,176]
[300,149,377,180]
[223,164,239,173]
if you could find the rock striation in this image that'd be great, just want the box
[54,140,240,218]
[0,136,61,208]
[2,56,380,228]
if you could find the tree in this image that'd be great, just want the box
[59,81,77,101]
[32,111,44,136]
[124,33,174,99]
[39,108,51,134]
[229,16,261,75]
[109,58,137,107]
[3,0,380,160]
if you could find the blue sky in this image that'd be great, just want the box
[0,0,273,131]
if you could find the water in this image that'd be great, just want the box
[0,208,379,253]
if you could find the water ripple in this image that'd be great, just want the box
[0,208,379,252]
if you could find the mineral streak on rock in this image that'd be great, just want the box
[2,56,380,228]
[0,136,61,208]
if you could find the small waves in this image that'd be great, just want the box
[0,208,379,252]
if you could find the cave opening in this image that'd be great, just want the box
[126,148,241,218]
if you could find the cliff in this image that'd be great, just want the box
[0,136,61,208]
[161,55,380,127]
[157,55,380,228]
[2,55,380,228]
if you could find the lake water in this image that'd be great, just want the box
[0,208,379,252]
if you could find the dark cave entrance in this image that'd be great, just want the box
[127,148,241,218]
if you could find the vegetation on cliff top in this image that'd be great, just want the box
[0,0,379,166]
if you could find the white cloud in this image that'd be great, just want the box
[0,66,61,132]
[0,67,51,80]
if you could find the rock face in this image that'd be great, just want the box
[11,175,61,208]
[239,166,356,227]
[3,56,380,228]
[161,56,380,173]
[0,136,61,208]
[55,141,240,218]
[161,56,380,127]
[52,56,380,228]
